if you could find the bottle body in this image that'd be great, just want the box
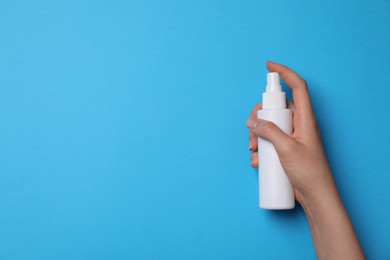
[257,109,294,209]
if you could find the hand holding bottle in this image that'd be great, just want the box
[247,61,334,205]
[246,61,364,259]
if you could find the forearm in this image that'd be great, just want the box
[300,179,365,260]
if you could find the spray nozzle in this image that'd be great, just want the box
[266,72,282,92]
[262,72,286,109]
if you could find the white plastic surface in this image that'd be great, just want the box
[257,72,294,210]
[266,73,282,92]
[257,109,294,209]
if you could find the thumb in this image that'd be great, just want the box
[246,118,296,156]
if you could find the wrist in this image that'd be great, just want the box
[297,172,365,259]
[297,173,342,216]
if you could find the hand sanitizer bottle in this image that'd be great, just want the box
[257,72,294,209]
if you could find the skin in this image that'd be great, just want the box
[246,61,365,260]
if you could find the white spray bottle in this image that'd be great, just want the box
[257,72,294,209]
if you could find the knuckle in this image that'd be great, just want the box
[302,79,309,90]
[251,152,258,160]
[278,140,298,158]
[305,112,319,131]
[261,121,275,134]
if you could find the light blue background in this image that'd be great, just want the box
[0,0,389,259]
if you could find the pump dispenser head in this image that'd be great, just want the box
[262,72,286,109]
[266,73,282,92]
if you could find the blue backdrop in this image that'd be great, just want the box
[1,0,389,259]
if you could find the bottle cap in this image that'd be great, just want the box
[263,72,286,109]
[266,73,282,92]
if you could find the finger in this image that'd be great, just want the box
[251,152,258,168]
[248,103,262,151]
[287,101,296,133]
[249,101,293,151]
[266,61,313,113]
[247,118,297,156]
[249,133,258,152]
[250,102,262,119]
[287,100,295,111]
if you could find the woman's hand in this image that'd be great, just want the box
[246,61,364,259]
[246,61,334,205]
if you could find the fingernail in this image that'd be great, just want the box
[251,159,254,167]
[249,143,252,151]
[246,119,258,129]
